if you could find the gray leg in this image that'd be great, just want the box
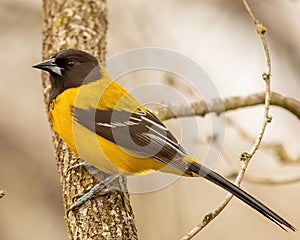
[68,161,106,182]
[67,173,121,213]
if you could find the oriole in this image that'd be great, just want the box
[33,49,295,231]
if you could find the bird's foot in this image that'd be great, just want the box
[67,162,121,214]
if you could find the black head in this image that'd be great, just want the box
[33,49,100,103]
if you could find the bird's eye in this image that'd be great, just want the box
[66,61,75,68]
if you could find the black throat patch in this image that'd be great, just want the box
[48,65,102,106]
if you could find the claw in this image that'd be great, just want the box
[73,193,84,199]
[67,161,106,182]
[67,161,90,173]
[67,173,121,214]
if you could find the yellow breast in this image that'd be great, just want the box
[48,76,169,175]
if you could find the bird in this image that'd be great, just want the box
[33,49,295,231]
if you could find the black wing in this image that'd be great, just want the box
[72,107,188,166]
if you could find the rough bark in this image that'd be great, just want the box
[41,0,138,239]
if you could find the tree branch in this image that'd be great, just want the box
[154,91,300,121]
[41,0,137,239]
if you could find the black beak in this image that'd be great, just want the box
[32,58,62,76]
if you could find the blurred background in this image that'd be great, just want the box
[1,0,300,239]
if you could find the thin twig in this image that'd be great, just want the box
[218,119,300,185]
[181,1,273,239]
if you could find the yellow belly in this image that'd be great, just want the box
[47,75,190,176]
[48,88,168,175]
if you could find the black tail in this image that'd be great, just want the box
[188,162,296,231]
